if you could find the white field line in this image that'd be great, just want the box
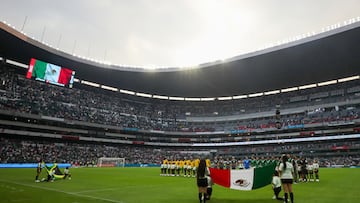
[0,180,125,203]
[72,187,120,194]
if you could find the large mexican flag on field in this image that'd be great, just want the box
[209,162,276,191]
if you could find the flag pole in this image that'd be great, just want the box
[41,26,46,42]
[57,34,62,49]
[72,40,77,55]
[87,42,91,57]
[21,16,28,32]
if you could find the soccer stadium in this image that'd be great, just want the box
[1,3,360,203]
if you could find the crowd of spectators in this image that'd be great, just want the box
[1,66,359,133]
[1,65,360,167]
[0,137,166,165]
[1,136,359,167]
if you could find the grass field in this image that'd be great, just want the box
[0,167,359,203]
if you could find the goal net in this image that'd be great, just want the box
[97,157,125,167]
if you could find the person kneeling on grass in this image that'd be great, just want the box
[47,170,55,182]
[63,167,72,180]
[205,175,213,200]
[272,171,284,201]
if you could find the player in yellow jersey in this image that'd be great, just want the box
[161,158,168,176]
[194,158,200,178]
[191,159,197,177]
[171,160,176,176]
[179,159,185,176]
[186,159,192,177]
[195,158,200,167]
[175,160,180,176]
[206,159,211,168]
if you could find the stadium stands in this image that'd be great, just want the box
[0,64,359,166]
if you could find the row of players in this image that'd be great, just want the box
[160,156,320,182]
[160,158,211,177]
[160,156,274,177]
[290,158,320,182]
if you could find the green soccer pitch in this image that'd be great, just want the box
[0,167,359,203]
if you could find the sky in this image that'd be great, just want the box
[1,0,360,68]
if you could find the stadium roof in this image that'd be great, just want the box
[1,21,360,97]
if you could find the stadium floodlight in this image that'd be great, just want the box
[281,87,298,93]
[136,92,152,98]
[81,80,100,87]
[232,95,247,99]
[153,95,168,100]
[169,96,184,101]
[200,98,215,101]
[264,90,280,95]
[185,97,201,101]
[317,80,337,87]
[101,85,118,92]
[338,75,360,83]
[120,89,135,95]
[299,83,317,90]
[248,92,264,97]
[218,96,232,101]
[6,59,28,69]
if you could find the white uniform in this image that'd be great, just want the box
[279,162,294,179]
[313,163,319,171]
[313,162,320,181]
[272,176,282,188]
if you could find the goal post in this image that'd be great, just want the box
[97,157,125,167]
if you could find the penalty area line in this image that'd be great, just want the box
[72,187,120,194]
[0,180,125,203]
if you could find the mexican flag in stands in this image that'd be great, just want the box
[209,162,276,191]
[26,58,74,86]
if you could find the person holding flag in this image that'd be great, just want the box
[271,171,284,200]
[243,156,251,169]
[196,159,209,203]
[279,154,295,203]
